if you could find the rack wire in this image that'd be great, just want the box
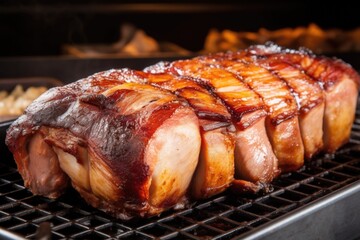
[0,107,360,239]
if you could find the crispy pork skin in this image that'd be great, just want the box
[147,60,280,185]
[254,56,325,159]
[88,69,236,199]
[6,77,201,219]
[214,52,325,159]
[247,43,360,153]
[137,71,235,199]
[195,56,304,172]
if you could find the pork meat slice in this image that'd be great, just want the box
[255,56,325,159]
[6,44,359,220]
[198,56,304,172]
[91,68,236,200]
[146,60,280,187]
[216,51,325,159]
[6,76,201,220]
[247,43,360,153]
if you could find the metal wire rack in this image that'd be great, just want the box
[0,107,360,240]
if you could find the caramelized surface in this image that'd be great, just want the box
[247,43,360,153]
[5,44,359,220]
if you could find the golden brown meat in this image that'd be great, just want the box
[140,72,235,200]
[247,43,360,153]
[146,60,280,185]
[197,55,304,172]
[255,56,325,159]
[5,44,359,220]
[209,51,326,160]
[6,75,202,219]
[94,68,236,200]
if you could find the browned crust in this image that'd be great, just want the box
[200,56,299,126]
[246,43,360,90]
[255,56,325,115]
[132,70,232,130]
[245,43,360,153]
[5,72,194,219]
[167,59,267,130]
[5,44,359,220]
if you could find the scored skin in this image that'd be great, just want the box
[97,83,202,218]
[89,69,236,199]
[6,45,359,221]
[199,56,304,172]
[147,60,280,186]
[247,43,360,153]
[6,75,202,220]
[5,76,125,199]
[215,51,326,160]
[123,70,236,200]
[255,56,325,159]
[296,57,359,153]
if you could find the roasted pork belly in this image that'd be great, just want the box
[214,52,326,159]
[146,60,280,183]
[255,56,325,159]
[247,43,360,153]
[95,69,236,199]
[5,44,359,220]
[195,56,304,172]
[6,77,201,219]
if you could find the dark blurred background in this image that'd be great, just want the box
[0,0,358,56]
[0,0,359,83]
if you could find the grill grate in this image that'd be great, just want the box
[1,108,360,239]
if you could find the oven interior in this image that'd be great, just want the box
[0,1,360,239]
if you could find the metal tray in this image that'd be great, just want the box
[0,100,360,239]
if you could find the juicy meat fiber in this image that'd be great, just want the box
[197,55,304,172]
[94,69,236,200]
[5,44,360,220]
[7,78,202,219]
[247,43,360,153]
[146,60,279,185]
